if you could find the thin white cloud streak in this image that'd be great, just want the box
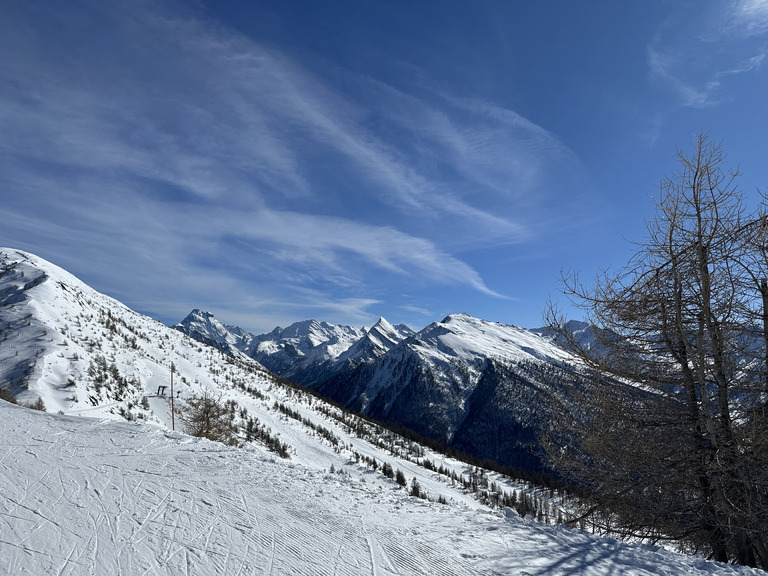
[1,168,502,322]
[398,305,434,319]
[647,1,768,110]
[446,96,580,199]
[646,44,721,108]
[201,292,384,333]
[205,207,503,297]
[273,293,384,326]
[164,15,442,213]
[192,13,572,242]
[240,59,555,241]
[346,77,575,239]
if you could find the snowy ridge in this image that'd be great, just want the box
[386,312,577,410]
[0,248,273,419]
[334,316,416,370]
[244,319,367,382]
[365,316,414,349]
[252,319,366,358]
[175,311,414,386]
[429,313,575,365]
[245,320,366,384]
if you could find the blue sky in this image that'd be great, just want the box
[2,0,768,333]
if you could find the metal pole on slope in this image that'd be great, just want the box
[170,362,175,431]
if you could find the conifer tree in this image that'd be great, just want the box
[184,390,238,446]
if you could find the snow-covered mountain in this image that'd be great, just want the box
[175,310,414,385]
[174,308,255,358]
[1,247,760,575]
[175,307,591,472]
[0,248,280,421]
[314,313,588,471]
[246,318,368,382]
[297,316,416,383]
[337,316,416,367]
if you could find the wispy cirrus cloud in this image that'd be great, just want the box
[224,209,503,297]
[0,0,577,330]
[647,1,768,110]
[647,43,723,108]
[1,0,562,222]
[729,0,768,35]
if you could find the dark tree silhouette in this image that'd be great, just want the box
[546,133,768,568]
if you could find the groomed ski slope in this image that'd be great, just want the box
[1,402,760,576]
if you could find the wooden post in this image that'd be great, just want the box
[170,362,175,431]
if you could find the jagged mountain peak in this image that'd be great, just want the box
[277,318,321,336]
[174,308,254,357]
[366,317,405,347]
[325,316,412,374]
[173,310,373,385]
[177,308,220,330]
[264,318,362,348]
[371,316,392,330]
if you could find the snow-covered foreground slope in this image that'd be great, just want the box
[1,401,760,576]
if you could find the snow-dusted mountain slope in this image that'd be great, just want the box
[0,247,274,420]
[315,313,588,471]
[2,401,761,576]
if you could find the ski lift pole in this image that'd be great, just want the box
[170,362,175,431]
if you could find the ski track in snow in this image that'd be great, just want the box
[1,403,763,576]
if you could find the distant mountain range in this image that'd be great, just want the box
[175,309,592,471]
[175,309,414,385]
[0,244,594,475]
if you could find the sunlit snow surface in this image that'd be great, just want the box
[1,402,761,576]
[1,245,761,575]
